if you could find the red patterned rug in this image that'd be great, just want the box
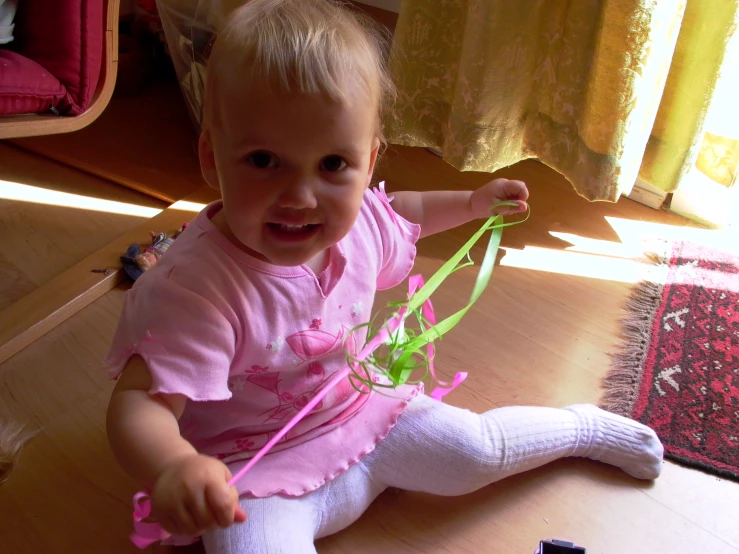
[602,241,739,481]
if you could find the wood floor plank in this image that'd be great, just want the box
[0,251,35,311]
[0,142,168,308]
[0,187,218,366]
[0,141,167,206]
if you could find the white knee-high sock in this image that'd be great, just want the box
[365,396,663,495]
[202,495,319,554]
[565,404,663,480]
[202,462,385,553]
[203,399,665,552]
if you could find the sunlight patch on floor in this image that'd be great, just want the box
[0,180,163,218]
[169,200,208,212]
[0,180,207,217]
[501,246,647,283]
[501,214,738,283]
[607,216,739,255]
[548,231,645,259]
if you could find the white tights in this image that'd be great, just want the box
[203,395,663,553]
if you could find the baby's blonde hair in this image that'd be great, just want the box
[203,0,395,142]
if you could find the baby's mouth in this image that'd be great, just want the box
[266,222,321,241]
[267,223,319,234]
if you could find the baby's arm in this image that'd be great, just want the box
[390,178,529,238]
[107,356,193,485]
[106,356,246,536]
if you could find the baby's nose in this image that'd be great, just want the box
[277,178,318,210]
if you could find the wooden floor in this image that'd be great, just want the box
[1,135,738,553]
[0,142,167,311]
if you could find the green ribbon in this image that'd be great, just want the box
[348,202,530,390]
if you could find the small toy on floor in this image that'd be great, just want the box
[537,539,586,553]
[121,224,187,281]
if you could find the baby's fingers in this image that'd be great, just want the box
[206,482,241,528]
[500,179,529,201]
[232,484,247,523]
[187,489,220,533]
[163,503,200,536]
[492,199,528,215]
[151,494,199,536]
[234,503,248,523]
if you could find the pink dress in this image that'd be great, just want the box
[107,186,422,497]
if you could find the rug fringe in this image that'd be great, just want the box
[600,257,667,417]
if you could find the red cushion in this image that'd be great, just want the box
[0,50,67,115]
[13,0,104,115]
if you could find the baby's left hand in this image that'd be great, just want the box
[470,178,529,219]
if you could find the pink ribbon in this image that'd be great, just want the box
[130,493,193,548]
[129,275,465,548]
[406,274,468,401]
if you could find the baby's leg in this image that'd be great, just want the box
[202,494,319,554]
[202,461,385,553]
[364,395,663,495]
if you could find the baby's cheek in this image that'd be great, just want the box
[325,219,355,245]
[339,197,365,233]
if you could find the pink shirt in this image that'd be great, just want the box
[107,186,422,497]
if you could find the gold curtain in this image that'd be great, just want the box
[386,0,739,204]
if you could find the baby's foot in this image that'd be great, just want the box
[564,404,664,480]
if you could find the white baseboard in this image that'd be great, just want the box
[629,171,738,228]
[626,177,668,210]
[355,0,401,12]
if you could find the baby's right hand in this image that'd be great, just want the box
[150,454,247,536]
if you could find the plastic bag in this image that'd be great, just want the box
[156,0,248,130]
[0,0,18,45]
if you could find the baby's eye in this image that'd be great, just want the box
[246,151,279,169]
[319,155,348,173]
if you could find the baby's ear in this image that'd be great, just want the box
[366,137,382,188]
[198,131,220,191]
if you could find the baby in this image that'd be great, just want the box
[105,1,664,552]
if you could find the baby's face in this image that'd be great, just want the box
[200,78,379,268]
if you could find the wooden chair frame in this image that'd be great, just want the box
[0,0,120,139]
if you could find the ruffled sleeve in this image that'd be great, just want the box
[367,182,421,291]
[106,274,235,402]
